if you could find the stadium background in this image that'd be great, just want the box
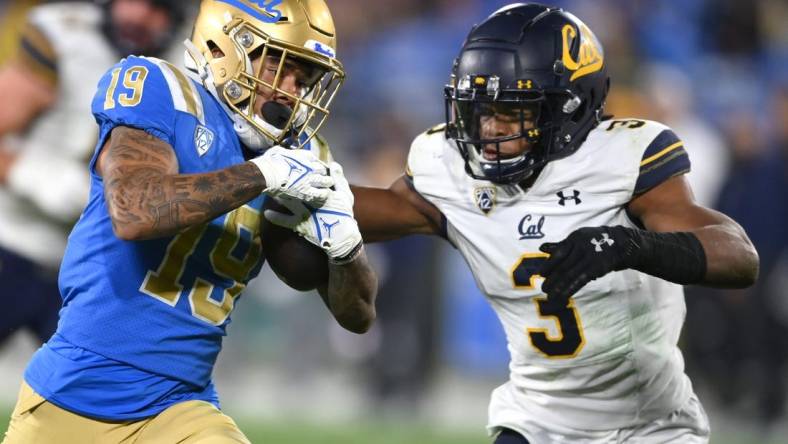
[0,0,786,442]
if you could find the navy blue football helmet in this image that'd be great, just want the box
[445,3,610,184]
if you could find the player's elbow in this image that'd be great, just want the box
[733,244,760,288]
[112,222,143,241]
[110,217,154,242]
[336,305,376,334]
[708,240,760,289]
[727,228,760,288]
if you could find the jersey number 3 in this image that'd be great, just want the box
[512,253,585,358]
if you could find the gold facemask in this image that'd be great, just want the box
[190,0,345,148]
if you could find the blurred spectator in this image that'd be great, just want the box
[0,0,192,346]
[684,94,787,426]
[637,63,729,207]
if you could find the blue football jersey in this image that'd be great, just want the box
[23,56,328,419]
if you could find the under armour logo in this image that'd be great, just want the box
[320,217,340,237]
[557,189,582,206]
[590,233,614,252]
[517,79,533,89]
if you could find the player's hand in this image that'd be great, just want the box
[264,162,363,262]
[539,226,636,300]
[250,146,334,206]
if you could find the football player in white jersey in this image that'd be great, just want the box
[267,4,759,443]
[0,0,188,345]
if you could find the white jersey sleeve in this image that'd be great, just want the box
[407,120,696,434]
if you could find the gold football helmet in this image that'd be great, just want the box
[188,0,345,150]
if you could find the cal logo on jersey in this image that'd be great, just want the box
[194,125,215,157]
[474,186,496,214]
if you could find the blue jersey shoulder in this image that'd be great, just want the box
[91,56,178,145]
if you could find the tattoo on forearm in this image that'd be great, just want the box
[102,127,265,239]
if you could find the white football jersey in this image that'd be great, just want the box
[407,120,695,433]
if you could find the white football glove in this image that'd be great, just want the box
[249,146,334,206]
[264,162,363,261]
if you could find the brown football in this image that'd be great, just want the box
[260,199,329,291]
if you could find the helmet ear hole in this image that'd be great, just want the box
[207,40,225,58]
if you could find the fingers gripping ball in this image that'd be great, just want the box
[261,198,329,291]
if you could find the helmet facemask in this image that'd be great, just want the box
[446,75,582,184]
[216,17,344,150]
[444,4,609,185]
[188,0,346,153]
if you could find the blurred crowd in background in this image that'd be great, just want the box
[0,0,786,439]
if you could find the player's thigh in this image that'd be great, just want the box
[493,428,531,444]
[2,382,145,444]
[137,399,250,444]
[622,394,710,443]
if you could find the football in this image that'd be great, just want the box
[260,199,329,291]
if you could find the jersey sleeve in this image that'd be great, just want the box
[91,56,178,149]
[634,127,691,195]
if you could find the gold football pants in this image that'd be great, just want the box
[2,382,251,443]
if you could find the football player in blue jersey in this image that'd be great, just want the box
[268,3,760,443]
[2,1,377,443]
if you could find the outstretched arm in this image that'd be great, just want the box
[97,126,267,241]
[312,175,444,332]
[352,175,444,242]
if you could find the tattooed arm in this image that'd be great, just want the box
[97,126,266,241]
